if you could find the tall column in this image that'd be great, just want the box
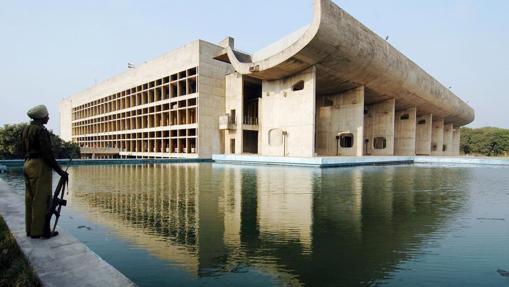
[431,118,444,156]
[225,72,243,155]
[364,98,395,156]
[394,107,417,156]
[452,127,461,156]
[443,123,454,156]
[415,114,432,155]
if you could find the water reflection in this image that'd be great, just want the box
[67,164,469,286]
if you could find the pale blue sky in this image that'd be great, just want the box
[1,0,508,133]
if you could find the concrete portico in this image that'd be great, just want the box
[218,0,474,158]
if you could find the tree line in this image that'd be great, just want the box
[460,127,509,156]
[0,123,80,160]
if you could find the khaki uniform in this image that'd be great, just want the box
[21,121,64,237]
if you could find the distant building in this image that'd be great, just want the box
[60,0,474,159]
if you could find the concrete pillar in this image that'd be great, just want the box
[364,98,395,156]
[415,114,432,155]
[431,118,444,156]
[443,123,454,156]
[394,107,417,156]
[452,127,461,156]
[225,72,243,154]
[315,86,364,156]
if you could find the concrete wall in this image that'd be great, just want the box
[363,99,395,156]
[452,128,461,156]
[198,41,232,158]
[259,67,316,157]
[59,99,73,141]
[415,114,432,155]
[224,72,243,154]
[442,123,454,156]
[394,107,417,156]
[315,86,364,156]
[431,118,444,156]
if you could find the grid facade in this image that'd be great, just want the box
[71,67,199,158]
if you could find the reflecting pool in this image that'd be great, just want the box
[2,163,509,286]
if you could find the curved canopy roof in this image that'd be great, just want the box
[221,0,474,126]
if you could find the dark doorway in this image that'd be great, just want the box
[243,131,258,154]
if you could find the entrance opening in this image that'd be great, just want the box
[243,77,261,126]
[243,131,258,154]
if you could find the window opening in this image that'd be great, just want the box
[373,137,387,149]
[292,80,304,91]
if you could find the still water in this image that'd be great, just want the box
[2,163,509,286]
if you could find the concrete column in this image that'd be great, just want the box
[443,123,454,156]
[415,114,432,155]
[452,127,461,156]
[315,86,364,156]
[431,118,444,156]
[225,72,243,154]
[394,107,417,156]
[364,98,395,156]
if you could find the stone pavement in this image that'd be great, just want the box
[0,179,136,287]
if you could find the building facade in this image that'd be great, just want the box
[60,0,474,159]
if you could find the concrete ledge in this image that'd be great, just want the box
[212,154,414,167]
[212,154,509,168]
[0,158,212,168]
[415,156,509,166]
[0,179,136,287]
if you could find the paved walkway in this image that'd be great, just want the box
[0,179,136,287]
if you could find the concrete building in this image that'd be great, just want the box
[60,0,474,159]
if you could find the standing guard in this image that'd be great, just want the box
[21,105,68,239]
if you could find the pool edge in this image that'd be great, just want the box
[0,179,137,287]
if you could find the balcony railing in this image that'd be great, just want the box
[243,116,258,126]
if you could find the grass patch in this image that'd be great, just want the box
[0,216,41,287]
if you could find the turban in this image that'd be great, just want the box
[27,105,49,120]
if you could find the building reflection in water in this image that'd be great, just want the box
[67,163,469,286]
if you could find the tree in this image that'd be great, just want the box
[460,127,509,157]
[0,123,80,160]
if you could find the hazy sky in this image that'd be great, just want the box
[1,0,508,133]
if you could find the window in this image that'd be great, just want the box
[432,143,438,151]
[443,145,447,152]
[230,109,236,124]
[339,133,354,148]
[323,98,333,107]
[400,114,410,120]
[373,137,387,149]
[418,119,426,125]
[292,80,304,91]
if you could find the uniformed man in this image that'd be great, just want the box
[21,105,68,239]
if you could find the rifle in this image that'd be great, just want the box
[47,158,72,234]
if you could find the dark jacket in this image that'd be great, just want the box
[21,121,64,174]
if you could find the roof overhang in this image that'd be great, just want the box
[219,0,474,126]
